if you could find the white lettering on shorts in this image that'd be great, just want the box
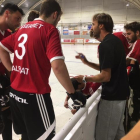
[9,92,28,104]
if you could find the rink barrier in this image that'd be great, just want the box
[52,86,101,140]
[61,38,100,44]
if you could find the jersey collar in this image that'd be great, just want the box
[34,18,44,22]
[0,30,5,36]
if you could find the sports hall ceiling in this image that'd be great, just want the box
[0,0,43,14]
[0,0,139,15]
[0,0,62,13]
[124,0,140,10]
[0,0,140,23]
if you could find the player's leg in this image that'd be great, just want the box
[95,99,126,140]
[1,108,12,140]
[16,92,56,140]
[129,62,140,121]
[9,88,29,140]
[131,89,140,121]
[0,105,4,134]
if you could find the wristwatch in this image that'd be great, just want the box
[82,76,86,83]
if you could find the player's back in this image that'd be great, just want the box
[10,19,63,94]
[113,32,130,55]
[127,39,140,64]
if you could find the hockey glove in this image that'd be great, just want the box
[67,91,86,108]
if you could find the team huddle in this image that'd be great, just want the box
[0,0,140,140]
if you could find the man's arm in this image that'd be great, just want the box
[51,59,75,94]
[75,53,100,71]
[64,95,70,108]
[0,46,12,71]
[126,58,135,66]
[65,95,70,101]
[121,121,140,140]
[85,68,111,82]
[76,68,111,83]
[126,58,131,66]
[84,61,100,71]
[5,69,11,78]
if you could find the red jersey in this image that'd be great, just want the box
[127,39,140,64]
[97,32,131,58]
[0,18,64,94]
[0,30,11,75]
[113,32,131,55]
[82,82,101,96]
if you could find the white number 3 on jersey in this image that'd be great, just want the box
[15,34,28,60]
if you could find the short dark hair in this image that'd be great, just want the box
[93,13,114,33]
[71,78,81,90]
[124,22,140,33]
[40,0,62,18]
[0,3,24,16]
[28,10,40,22]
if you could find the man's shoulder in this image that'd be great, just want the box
[135,39,140,45]
[18,21,58,38]
[106,33,120,41]
[114,32,127,41]
[113,32,123,36]
[132,39,140,50]
[5,29,12,35]
[32,20,56,30]
[20,20,56,31]
[102,34,120,45]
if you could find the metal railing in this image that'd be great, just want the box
[53,87,101,140]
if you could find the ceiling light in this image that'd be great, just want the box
[126,3,129,6]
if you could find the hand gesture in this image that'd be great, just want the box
[64,100,69,108]
[74,75,84,83]
[75,53,88,64]
[71,109,77,115]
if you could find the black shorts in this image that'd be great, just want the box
[9,88,55,140]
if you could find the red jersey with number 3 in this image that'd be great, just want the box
[126,39,140,64]
[0,18,64,94]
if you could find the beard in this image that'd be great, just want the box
[90,30,94,37]
[128,34,137,43]
[6,16,19,32]
[7,23,15,31]
[92,28,100,39]
[6,19,15,31]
